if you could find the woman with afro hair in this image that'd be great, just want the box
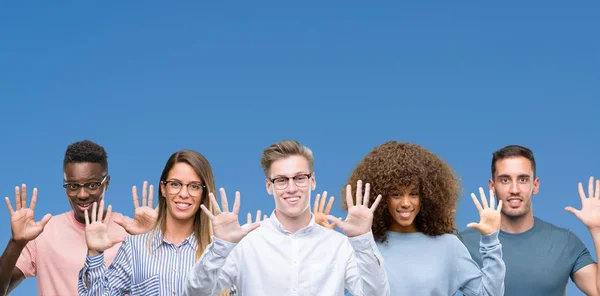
[318,141,506,295]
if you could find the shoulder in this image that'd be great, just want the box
[534,217,575,238]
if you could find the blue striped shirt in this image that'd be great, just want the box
[78,229,199,296]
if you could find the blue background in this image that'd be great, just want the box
[0,1,598,295]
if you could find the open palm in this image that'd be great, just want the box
[5,184,52,243]
[313,191,336,230]
[115,182,158,235]
[85,200,123,255]
[201,188,260,243]
[565,176,600,229]
[467,187,502,235]
[327,181,382,238]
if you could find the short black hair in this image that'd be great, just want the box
[491,145,536,179]
[63,140,108,171]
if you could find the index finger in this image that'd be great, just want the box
[479,187,489,209]
[208,193,222,214]
[470,193,483,212]
[345,184,354,209]
[220,188,230,213]
[5,197,14,215]
[29,188,39,211]
[132,186,140,208]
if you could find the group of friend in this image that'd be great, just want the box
[0,139,598,296]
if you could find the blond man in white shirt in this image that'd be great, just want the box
[184,140,390,296]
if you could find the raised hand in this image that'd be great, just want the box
[565,176,600,231]
[4,184,52,244]
[85,200,124,256]
[467,187,502,235]
[313,191,336,230]
[114,181,158,235]
[326,180,382,238]
[245,210,267,226]
[200,188,260,243]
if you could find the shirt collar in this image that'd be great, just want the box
[151,228,198,251]
[268,210,317,236]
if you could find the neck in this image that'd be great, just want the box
[500,212,534,234]
[389,222,418,233]
[275,209,312,233]
[163,215,194,246]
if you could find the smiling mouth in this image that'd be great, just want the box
[175,202,192,210]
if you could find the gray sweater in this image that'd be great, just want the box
[376,231,505,296]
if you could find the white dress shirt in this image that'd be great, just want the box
[183,212,390,296]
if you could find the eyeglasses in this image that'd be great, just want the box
[269,173,312,190]
[162,180,205,197]
[63,175,108,196]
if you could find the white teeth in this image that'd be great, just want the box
[176,203,191,208]
[287,197,299,202]
[80,203,91,207]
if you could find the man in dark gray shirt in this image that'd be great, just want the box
[460,145,600,296]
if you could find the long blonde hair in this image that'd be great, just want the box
[153,150,230,296]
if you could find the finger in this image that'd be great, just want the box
[104,204,113,225]
[313,193,320,213]
[242,222,261,235]
[39,213,52,228]
[84,208,90,225]
[479,187,489,208]
[466,222,479,229]
[589,176,595,199]
[263,215,268,221]
[148,184,154,208]
[470,193,483,212]
[247,212,251,225]
[326,215,344,227]
[98,199,105,222]
[596,179,600,199]
[5,197,15,215]
[320,191,329,212]
[496,200,503,212]
[30,188,39,211]
[15,186,21,210]
[232,191,241,215]
[142,181,148,206]
[489,189,496,209]
[565,206,581,217]
[370,194,383,212]
[208,193,222,214]
[255,210,262,223]
[132,186,140,208]
[200,204,216,220]
[220,188,229,213]
[21,184,27,210]
[324,196,335,215]
[345,184,354,209]
[356,180,363,206]
[92,201,98,223]
[363,183,371,207]
[579,182,586,202]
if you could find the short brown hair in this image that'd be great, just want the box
[260,140,314,177]
[491,145,536,179]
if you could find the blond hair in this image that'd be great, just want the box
[260,140,314,177]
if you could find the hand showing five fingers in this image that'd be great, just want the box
[467,187,502,235]
[565,176,600,230]
[313,191,336,230]
[327,180,382,238]
[84,200,124,256]
[4,184,52,244]
[114,181,158,235]
[201,188,260,244]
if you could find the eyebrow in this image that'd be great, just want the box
[272,172,310,178]
[496,174,531,179]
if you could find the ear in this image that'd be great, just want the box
[105,175,111,189]
[160,182,166,197]
[532,177,540,195]
[266,178,273,195]
[311,172,316,191]
[488,178,494,191]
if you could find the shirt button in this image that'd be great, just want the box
[172,292,176,295]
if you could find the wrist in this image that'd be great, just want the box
[10,237,29,248]
[88,249,104,257]
[589,227,600,237]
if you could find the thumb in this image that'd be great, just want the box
[326,215,344,227]
[39,214,52,228]
[466,222,479,230]
[242,222,261,235]
[564,206,580,217]
[111,236,125,247]
[113,217,127,229]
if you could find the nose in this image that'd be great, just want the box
[285,180,298,193]
[179,185,190,198]
[76,187,90,199]
[400,196,411,207]
[509,181,520,195]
